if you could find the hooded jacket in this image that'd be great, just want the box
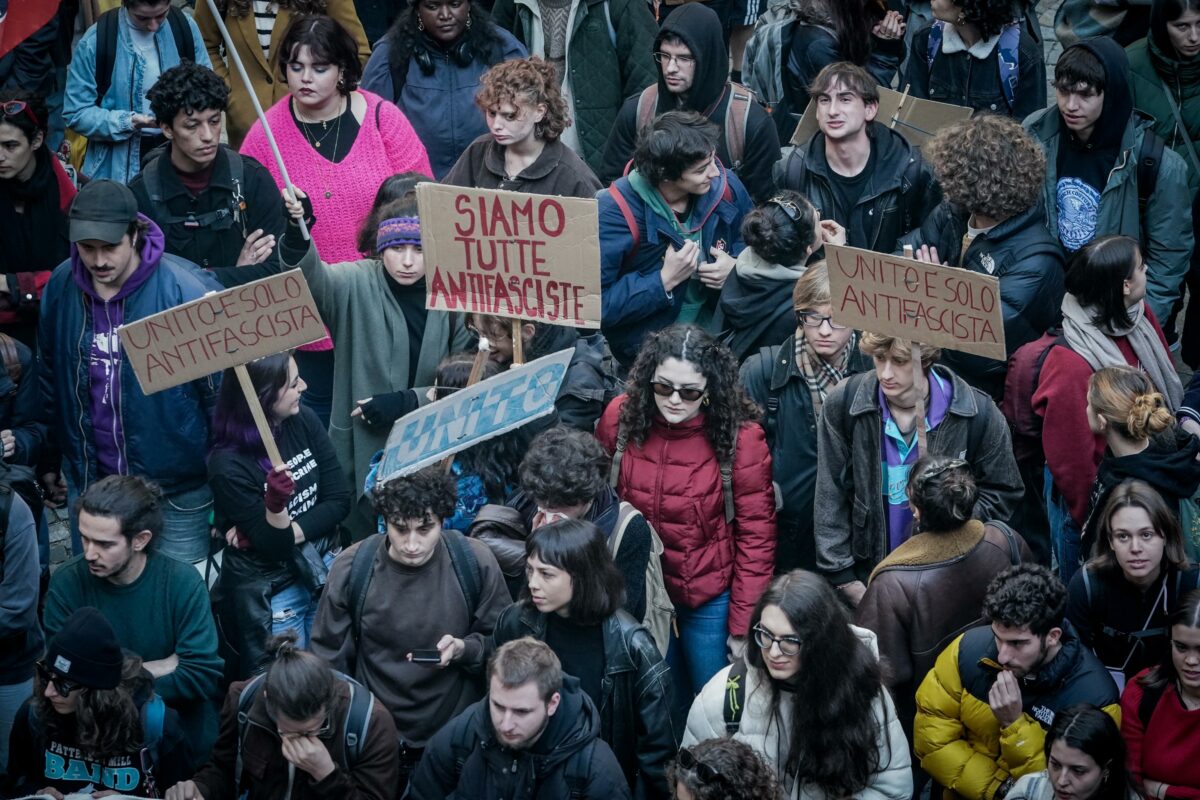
[598,4,782,202]
[38,216,223,495]
[896,200,1066,400]
[408,675,633,800]
[914,622,1121,800]
[1128,35,1200,188]
[774,122,942,255]
[712,249,801,363]
[1025,37,1193,324]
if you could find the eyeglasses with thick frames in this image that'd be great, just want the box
[276,717,332,740]
[798,311,848,331]
[753,624,802,657]
[676,747,726,785]
[650,381,705,403]
[653,51,696,67]
[2,100,39,128]
[36,661,82,697]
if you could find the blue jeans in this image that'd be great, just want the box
[269,550,338,647]
[667,591,730,720]
[1044,465,1083,584]
[0,678,33,776]
[69,480,213,565]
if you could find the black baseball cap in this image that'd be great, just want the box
[69,180,140,244]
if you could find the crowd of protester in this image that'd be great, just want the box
[7,0,1200,797]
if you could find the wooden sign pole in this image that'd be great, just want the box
[900,245,929,453]
[443,337,492,474]
[234,364,285,468]
[510,319,524,366]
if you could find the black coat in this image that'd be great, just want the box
[774,122,941,254]
[897,201,1066,399]
[492,603,678,799]
[408,675,632,800]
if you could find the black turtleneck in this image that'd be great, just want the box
[386,271,428,385]
[544,613,605,710]
[0,146,68,276]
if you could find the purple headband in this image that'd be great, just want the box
[376,216,421,252]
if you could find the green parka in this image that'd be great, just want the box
[1128,36,1200,188]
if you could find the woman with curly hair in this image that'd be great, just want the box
[899,113,1065,399]
[683,570,912,800]
[907,0,1046,117]
[596,324,777,711]
[669,738,786,800]
[5,608,192,797]
[194,0,370,148]
[445,56,601,196]
[361,0,525,178]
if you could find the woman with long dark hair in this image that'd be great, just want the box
[596,324,777,709]
[361,0,525,178]
[1005,705,1132,800]
[491,519,677,798]
[1120,589,1200,798]
[209,352,352,679]
[682,570,911,800]
[6,608,192,797]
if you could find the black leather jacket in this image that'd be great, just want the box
[492,602,679,799]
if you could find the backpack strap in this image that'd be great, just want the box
[996,22,1021,110]
[723,658,749,734]
[442,528,483,624]
[234,672,269,791]
[607,184,640,271]
[349,535,385,647]
[0,333,23,385]
[1138,680,1167,727]
[450,716,478,781]
[333,671,375,769]
[387,43,413,102]
[926,20,944,70]
[986,520,1023,566]
[635,85,658,133]
[720,460,735,524]
[95,9,120,105]
[146,148,246,232]
[601,0,618,49]
[167,7,196,66]
[1082,565,1094,608]
[609,501,637,557]
[724,82,753,171]
[609,429,628,488]
[1137,130,1165,220]
[141,694,165,767]
[563,741,594,799]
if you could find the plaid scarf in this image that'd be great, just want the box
[795,329,855,417]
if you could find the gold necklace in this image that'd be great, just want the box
[295,97,345,199]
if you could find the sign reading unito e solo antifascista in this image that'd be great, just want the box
[825,244,1007,361]
[117,270,326,394]
[418,182,602,329]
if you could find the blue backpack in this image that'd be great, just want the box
[927,20,1021,111]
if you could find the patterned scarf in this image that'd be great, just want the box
[795,328,856,417]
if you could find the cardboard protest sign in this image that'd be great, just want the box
[417,182,602,329]
[825,243,1007,361]
[118,270,326,394]
[790,86,972,149]
[377,348,574,483]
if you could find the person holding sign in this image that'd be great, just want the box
[280,178,471,538]
[444,57,601,198]
[814,334,1022,604]
[898,114,1065,400]
[596,324,776,714]
[1033,236,1181,583]
[207,352,352,680]
[775,63,942,257]
[598,111,753,369]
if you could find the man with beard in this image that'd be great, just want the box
[913,565,1120,800]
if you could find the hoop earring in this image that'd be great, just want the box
[417,17,425,31]
[466,13,472,28]
[702,395,710,407]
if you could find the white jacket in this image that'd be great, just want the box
[682,625,913,800]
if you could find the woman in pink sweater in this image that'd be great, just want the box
[241,14,432,424]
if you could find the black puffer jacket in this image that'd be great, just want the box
[527,323,617,433]
[897,201,1065,399]
[408,674,632,800]
[492,603,678,799]
[774,122,941,254]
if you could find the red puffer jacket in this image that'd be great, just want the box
[596,395,777,635]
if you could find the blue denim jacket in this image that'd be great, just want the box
[63,8,210,183]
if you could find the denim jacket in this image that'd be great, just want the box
[63,8,210,183]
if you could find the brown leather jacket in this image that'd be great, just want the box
[854,520,1031,731]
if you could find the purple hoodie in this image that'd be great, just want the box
[70,214,164,477]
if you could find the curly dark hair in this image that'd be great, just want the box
[147,62,230,127]
[955,0,1020,41]
[619,325,760,465]
[925,114,1044,220]
[383,0,508,84]
[475,57,570,142]
[983,564,1067,636]
[741,190,819,266]
[667,738,785,800]
[746,571,889,796]
[519,427,609,508]
[219,0,327,18]
[372,467,458,526]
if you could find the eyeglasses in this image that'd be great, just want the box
[653,52,696,67]
[677,747,726,785]
[276,717,332,740]
[1,100,38,128]
[36,661,82,697]
[798,311,848,331]
[650,381,705,403]
[753,624,803,657]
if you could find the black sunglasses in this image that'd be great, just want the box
[677,747,726,785]
[37,661,82,697]
[650,381,705,403]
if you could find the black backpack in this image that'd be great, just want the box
[94,7,196,104]
[448,716,593,799]
[142,147,248,241]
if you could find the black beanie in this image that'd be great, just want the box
[44,607,123,690]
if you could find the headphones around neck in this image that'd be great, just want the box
[413,37,475,73]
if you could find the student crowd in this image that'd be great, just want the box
[6,0,1200,797]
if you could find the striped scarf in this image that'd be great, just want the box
[795,329,856,417]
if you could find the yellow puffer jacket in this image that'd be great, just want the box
[913,625,1121,800]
